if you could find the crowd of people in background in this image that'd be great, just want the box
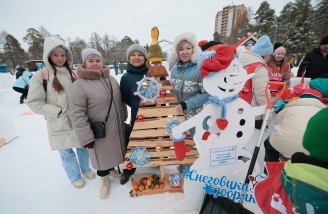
[10,31,327,212]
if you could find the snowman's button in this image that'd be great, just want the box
[236,131,243,138]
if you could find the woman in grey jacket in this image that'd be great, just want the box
[26,37,94,189]
[69,48,127,200]
[168,32,209,123]
[168,32,209,173]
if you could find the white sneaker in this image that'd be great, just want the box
[84,170,96,180]
[72,178,85,189]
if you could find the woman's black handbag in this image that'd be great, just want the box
[90,74,113,139]
[90,121,106,138]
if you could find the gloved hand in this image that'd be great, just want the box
[273,98,283,112]
[173,140,191,161]
[84,141,95,149]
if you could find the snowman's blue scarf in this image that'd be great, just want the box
[206,94,238,119]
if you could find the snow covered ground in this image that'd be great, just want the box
[0,71,198,214]
[0,69,271,214]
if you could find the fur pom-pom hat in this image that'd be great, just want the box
[168,32,202,66]
[197,45,236,77]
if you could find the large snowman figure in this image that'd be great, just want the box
[171,45,267,211]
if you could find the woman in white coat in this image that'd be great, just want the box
[26,37,94,188]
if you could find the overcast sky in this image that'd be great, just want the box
[1,0,317,51]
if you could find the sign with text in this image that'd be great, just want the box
[209,146,237,167]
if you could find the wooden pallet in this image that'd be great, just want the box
[124,65,198,195]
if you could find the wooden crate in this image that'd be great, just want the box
[129,173,184,197]
[124,65,198,195]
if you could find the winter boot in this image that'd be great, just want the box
[72,178,86,189]
[84,170,96,180]
[99,175,110,200]
[20,96,24,104]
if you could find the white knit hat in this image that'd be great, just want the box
[81,48,103,64]
[168,32,201,66]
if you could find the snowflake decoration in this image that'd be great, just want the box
[164,117,182,135]
[129,146,151,166]
[134,75,162,102]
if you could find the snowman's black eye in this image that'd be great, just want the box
[236,131,243,138]
[240,119,245,126]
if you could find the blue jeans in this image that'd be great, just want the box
[58,148,91,182]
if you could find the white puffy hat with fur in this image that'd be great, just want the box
[168,32,201,66]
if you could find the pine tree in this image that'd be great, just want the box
[3,34,27,69]
[23,28,44,59]
[276,2,296,45]
[283,0,317,54]
[110,36,135,63]
[38,26,52,39]
[253,1,276,40]
[314,0,328,39]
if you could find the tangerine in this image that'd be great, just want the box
[138,185,145,191]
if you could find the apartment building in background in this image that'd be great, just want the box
[215,4,247,38]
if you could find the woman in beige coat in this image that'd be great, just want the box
[26,37,94,189]
[69,48,127,200]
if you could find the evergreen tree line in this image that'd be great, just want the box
[0,0,327,70]
[252,0,327,55]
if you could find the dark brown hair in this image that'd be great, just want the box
[49,59,76,93]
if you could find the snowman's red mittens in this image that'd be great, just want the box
[202,131,211,140]
[173,141,190,161]
[216,118,228,130]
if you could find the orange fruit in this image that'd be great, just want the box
[145,185,149,190]
[159,183,164,189]
[138,185,145,191]
[154,184,159,189]
[132,184,139,191]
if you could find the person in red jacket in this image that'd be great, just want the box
[267,45,291,95]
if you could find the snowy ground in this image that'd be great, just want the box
[0,69,271,214]
[0,71,199,214]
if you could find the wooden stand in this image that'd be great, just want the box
[124,65,198,196]
[130,173,184,197]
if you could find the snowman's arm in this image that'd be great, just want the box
[252,105,267,116]
[172,112,203,140]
